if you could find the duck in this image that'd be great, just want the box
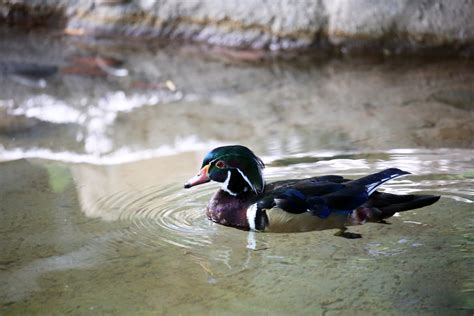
[184,145,440,238]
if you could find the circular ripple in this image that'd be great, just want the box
[84,183,226,251]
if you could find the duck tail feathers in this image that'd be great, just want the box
[353,192,441,223]
[376,193,440,217]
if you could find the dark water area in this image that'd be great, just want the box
[0,29,473,314]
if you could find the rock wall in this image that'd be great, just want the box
[1,0,473,52]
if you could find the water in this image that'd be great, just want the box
[1,30,474,314]
[0,150,473,314]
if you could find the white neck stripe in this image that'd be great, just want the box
[236,168,258,194]
[220,170,237,196]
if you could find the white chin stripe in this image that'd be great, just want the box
[246,203,258,231]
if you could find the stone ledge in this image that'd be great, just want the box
[1,0,473,53]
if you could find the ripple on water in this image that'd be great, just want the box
[84,183,231,252]
[81,150,473,266]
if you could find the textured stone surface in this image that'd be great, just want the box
[0,0,473,51]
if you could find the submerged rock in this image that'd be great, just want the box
[0,0,473,53]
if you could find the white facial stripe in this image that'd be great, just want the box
[236,168,258,193]
[246,203,258,231]
[220,170,237,196]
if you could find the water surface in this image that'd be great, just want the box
[0,149,473,315]
[0,30,473,315]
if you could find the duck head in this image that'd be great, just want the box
[184,145,265,196]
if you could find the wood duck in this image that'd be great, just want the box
[184,145,440,238]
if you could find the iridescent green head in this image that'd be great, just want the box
[184,145,265,196]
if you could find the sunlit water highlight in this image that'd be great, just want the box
[1,149,473,314]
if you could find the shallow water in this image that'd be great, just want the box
[1,30,474,314]
[1,149,473,315]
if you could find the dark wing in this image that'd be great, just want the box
[266,175,347,192]
[260,184,367,219]
[260,168,412,219]
[307,185,369,218]
[310,169,411,214]
[260,181,353,217]
[261,176,352,217]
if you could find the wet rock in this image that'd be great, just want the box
[0,0,473,52]
[0,1,66,28]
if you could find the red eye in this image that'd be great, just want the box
[216,160,226,169]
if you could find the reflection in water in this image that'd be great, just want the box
[0,136,221,164]
[1,150,473,314]
[2,234,113,302]
[74,149,473,267]
[2,29,474,162]
[2,89,183,155]
[81,182,262,270]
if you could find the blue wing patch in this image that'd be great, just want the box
[305,196,332,218]
[275,189,308,214]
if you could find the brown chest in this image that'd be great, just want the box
[206,190,257,230]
